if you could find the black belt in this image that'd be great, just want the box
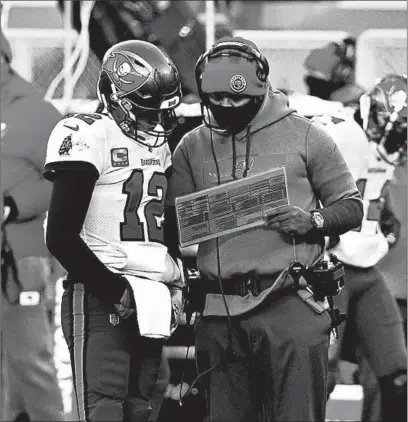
[202,275,277,297]
[63,278,82,290]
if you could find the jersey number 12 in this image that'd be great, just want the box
[120,170,167,243]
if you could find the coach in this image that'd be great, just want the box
[166,36,363,422]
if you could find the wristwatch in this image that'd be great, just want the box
[310,210,325,229]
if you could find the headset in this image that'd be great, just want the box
[195,40,270,100]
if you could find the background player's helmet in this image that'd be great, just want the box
[195,36,269,134]
[360,74,407,165]
[97,40,182,148]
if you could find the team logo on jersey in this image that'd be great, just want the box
[235,157,254,174]
[104,51,152,94]
[58,135,73,156]
[109,313,120,326]
[111,148,129,167]
[230,75,247,93]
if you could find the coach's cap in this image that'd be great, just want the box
[200,36,266,97]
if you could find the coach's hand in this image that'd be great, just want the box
[264,205,313,235]
[114,279,136,319]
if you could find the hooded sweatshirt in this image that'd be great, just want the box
[167,87,361,314]
[1,33,61,259]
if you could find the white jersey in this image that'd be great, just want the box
[294,97,395,267]
[45,112,180,283]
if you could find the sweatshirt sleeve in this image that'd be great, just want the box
[4,99,61,222]
[23,99,62,171]
[306,122,363,234]
[7,168,52,222]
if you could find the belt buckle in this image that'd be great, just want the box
[245,278,260,297]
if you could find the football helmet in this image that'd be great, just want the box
[195,37,269,134]
[360,74,407,165]
[97,40,182,148]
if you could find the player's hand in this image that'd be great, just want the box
[386,232,399,248]
[264,205,313,235]
[2,205,10,224]
[170,287,183,335]
[114,279,135,320]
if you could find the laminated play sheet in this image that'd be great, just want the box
[175,166,289,247]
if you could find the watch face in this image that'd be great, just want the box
[312,212,324,228]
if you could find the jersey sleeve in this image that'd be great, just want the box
[329,119,371,181]
[311,113,370,181]
[306,122,361,206]
[44,115,107,180]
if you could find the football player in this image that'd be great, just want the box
[44,40,184,422]
[303,36,365,107]
[289,73,407,422]
[354,74,407,422]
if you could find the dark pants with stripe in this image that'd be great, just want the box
[195,290,332,422]
[61,283,163,422]
[328,265,406,386]
[359,298,407,422]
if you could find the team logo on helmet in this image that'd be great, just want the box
[104,51,151,94]
[230,75,247,93]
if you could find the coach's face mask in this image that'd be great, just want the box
[208,96,264,134]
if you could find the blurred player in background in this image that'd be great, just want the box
[359,156,407,422]
[0,27,65,422]
[355,75,408,422]
[44,40,184,422]
[57,0,232,98]
[289,72,408,422]
[56,1,233,149]
[303,36,365,108]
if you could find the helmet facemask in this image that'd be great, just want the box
[98,75,178,149]
[360,75,407,166]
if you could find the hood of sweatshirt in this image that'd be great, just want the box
[205,85,296,178]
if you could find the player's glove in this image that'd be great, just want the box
[114,277,136,320]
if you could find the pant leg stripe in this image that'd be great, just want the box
[72,284,87,422]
